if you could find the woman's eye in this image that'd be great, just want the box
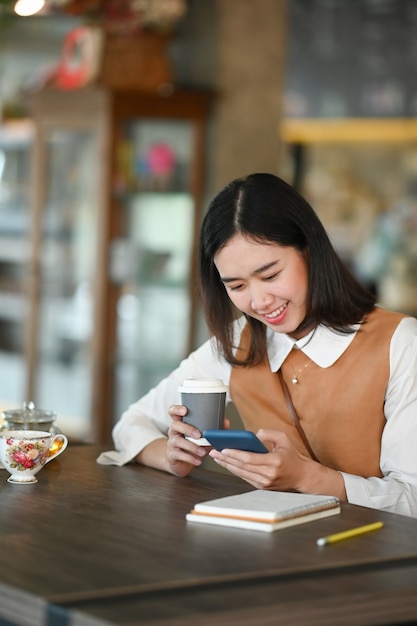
[263,273,278,281]
[229,283,244,291]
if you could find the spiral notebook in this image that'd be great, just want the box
[186,490,340,533]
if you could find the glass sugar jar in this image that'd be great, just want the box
[1,401,60,435]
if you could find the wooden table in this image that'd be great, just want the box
[1,445,417,626]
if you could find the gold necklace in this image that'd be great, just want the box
[290,328,317,384]
[291,360,311,385]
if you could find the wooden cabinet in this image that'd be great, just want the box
[16,86,212,443]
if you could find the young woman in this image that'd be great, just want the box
[98,173,417,517]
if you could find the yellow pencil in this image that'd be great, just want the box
[316,521,384,546]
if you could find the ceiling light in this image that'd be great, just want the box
[14,0,45,17]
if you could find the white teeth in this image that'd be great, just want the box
[265,303,287,319]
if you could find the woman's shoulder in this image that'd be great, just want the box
[388,314,417,374]
[392,313,417,339]
[374,308,417,358]
[367,306,414,331]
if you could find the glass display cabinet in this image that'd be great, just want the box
[110,109,208,422]
[29,111,104,441]
[25,86,211,443]
[0,121,34,410]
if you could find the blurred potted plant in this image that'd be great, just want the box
[49,0,187,36]
[50,0,188,90]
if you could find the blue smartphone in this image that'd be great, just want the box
[202,430,268,453]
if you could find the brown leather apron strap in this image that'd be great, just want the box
[277,369,319,462]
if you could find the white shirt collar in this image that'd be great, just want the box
[267,323,360,371]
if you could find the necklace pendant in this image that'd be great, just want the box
[291,376,298,385]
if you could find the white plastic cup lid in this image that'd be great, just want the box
[178,379,228,394]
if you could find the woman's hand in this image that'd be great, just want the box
[165,404,209,477]
[208,428,347,500]
[165,405,231,478]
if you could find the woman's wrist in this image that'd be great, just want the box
[136,437,171,473]
[298,458,347,501]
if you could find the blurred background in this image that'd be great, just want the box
[0,0,416,443]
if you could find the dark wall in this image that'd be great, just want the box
[285,0,417,118]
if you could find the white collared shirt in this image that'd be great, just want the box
[98,315,417,518]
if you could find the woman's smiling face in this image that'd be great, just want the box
[214,234,310,338]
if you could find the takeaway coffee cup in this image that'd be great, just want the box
[0,430,68,484]
[179,379,228,444]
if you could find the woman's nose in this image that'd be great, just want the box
[250,285,273,312]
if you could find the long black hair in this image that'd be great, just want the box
[198,173,376,366]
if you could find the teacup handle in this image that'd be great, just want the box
[46,434,68,462]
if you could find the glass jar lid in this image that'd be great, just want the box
[2,401,57,424]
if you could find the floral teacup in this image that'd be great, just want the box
[0,430,68,484]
